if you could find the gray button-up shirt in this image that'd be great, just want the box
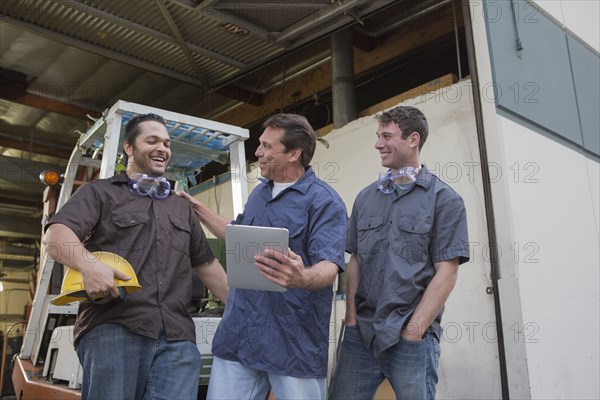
[347,165,469,354]
[47,172,215,346]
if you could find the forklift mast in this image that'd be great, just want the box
[13,101,248,398]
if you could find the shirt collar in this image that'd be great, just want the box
[258,166,315,195]
[110,171,130,184]
[372,163,433,194]
[414,164,433,190]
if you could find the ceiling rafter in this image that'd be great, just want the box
[275,0,364,43]
[1,15,207,88]
[154,0,207,89]
[0,135,73,159]
[52,0,248,69]
[1,91,101,120]
[212,3,325,10]
[169,0,280,43]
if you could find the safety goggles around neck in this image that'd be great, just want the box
[377,166,420,194]
[128,173,171,199]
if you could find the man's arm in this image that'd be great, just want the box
[43,223,130,299]
[255,248,338,291]
[175,191,230,240]
[193,258,228,303]
[401,258,459,341]
[344,253,360,326]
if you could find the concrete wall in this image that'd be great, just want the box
[497,116,599,399]
[471,0,600,398]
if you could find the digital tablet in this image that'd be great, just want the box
[225,224,288,292]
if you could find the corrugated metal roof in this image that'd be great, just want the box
[1,0,404,242]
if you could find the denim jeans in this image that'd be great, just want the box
[206,356,326,400]
[329,325,441,400]
[76,323,201,400]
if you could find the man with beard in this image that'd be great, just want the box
[44,113,228,400]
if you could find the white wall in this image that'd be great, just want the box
[470,0,600,397]
[532,0,600,52]
[496,116,600,399]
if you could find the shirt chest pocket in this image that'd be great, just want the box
[393,216,431,264]
[264,212,305,256]
[357,215,386,254]
[169,215,191,256]
[111,211,150,252]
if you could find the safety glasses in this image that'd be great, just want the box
[128,173,171,199]
[377,166,420,194]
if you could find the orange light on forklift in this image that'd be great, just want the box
[39,170,61,186]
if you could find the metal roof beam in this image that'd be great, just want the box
[369,0,453,37]
[1,92,100,120]
[0,215,41,239]
[154,0,207,88]
[52,0,247,69]
[0,280,31,285]
[1,15,207,89]
[275,0,363,42]
[213,3,324,10]
[215,84,264,106]
[0,134,73,160]
[0,254,35,262]
[169,0,278,42]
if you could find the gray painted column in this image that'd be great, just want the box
[331,28,357,128]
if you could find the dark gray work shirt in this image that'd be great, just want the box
[347,165,469,354]
[46,172,214,346]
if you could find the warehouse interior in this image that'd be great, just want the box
[0,0,468,319]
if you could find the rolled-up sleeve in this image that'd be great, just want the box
[45,183,101,241]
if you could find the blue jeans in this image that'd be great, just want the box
[329,325,441,400]
[206,356,326,400]
[76,323,201,400]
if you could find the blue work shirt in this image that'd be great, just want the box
[211,167,347,378]
[347,165,470,354]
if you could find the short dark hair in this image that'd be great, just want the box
[122,113,167,165]
[262,113,316,167]
[376,106,429,151]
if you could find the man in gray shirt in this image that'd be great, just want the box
[329,105,470,400]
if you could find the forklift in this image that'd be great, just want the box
[10,101,249,399]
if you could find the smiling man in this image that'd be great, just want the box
[179,113,347,399]
[43,113,228,400]
[329,105,470,400]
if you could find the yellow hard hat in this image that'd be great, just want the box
[51,251,142,306]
